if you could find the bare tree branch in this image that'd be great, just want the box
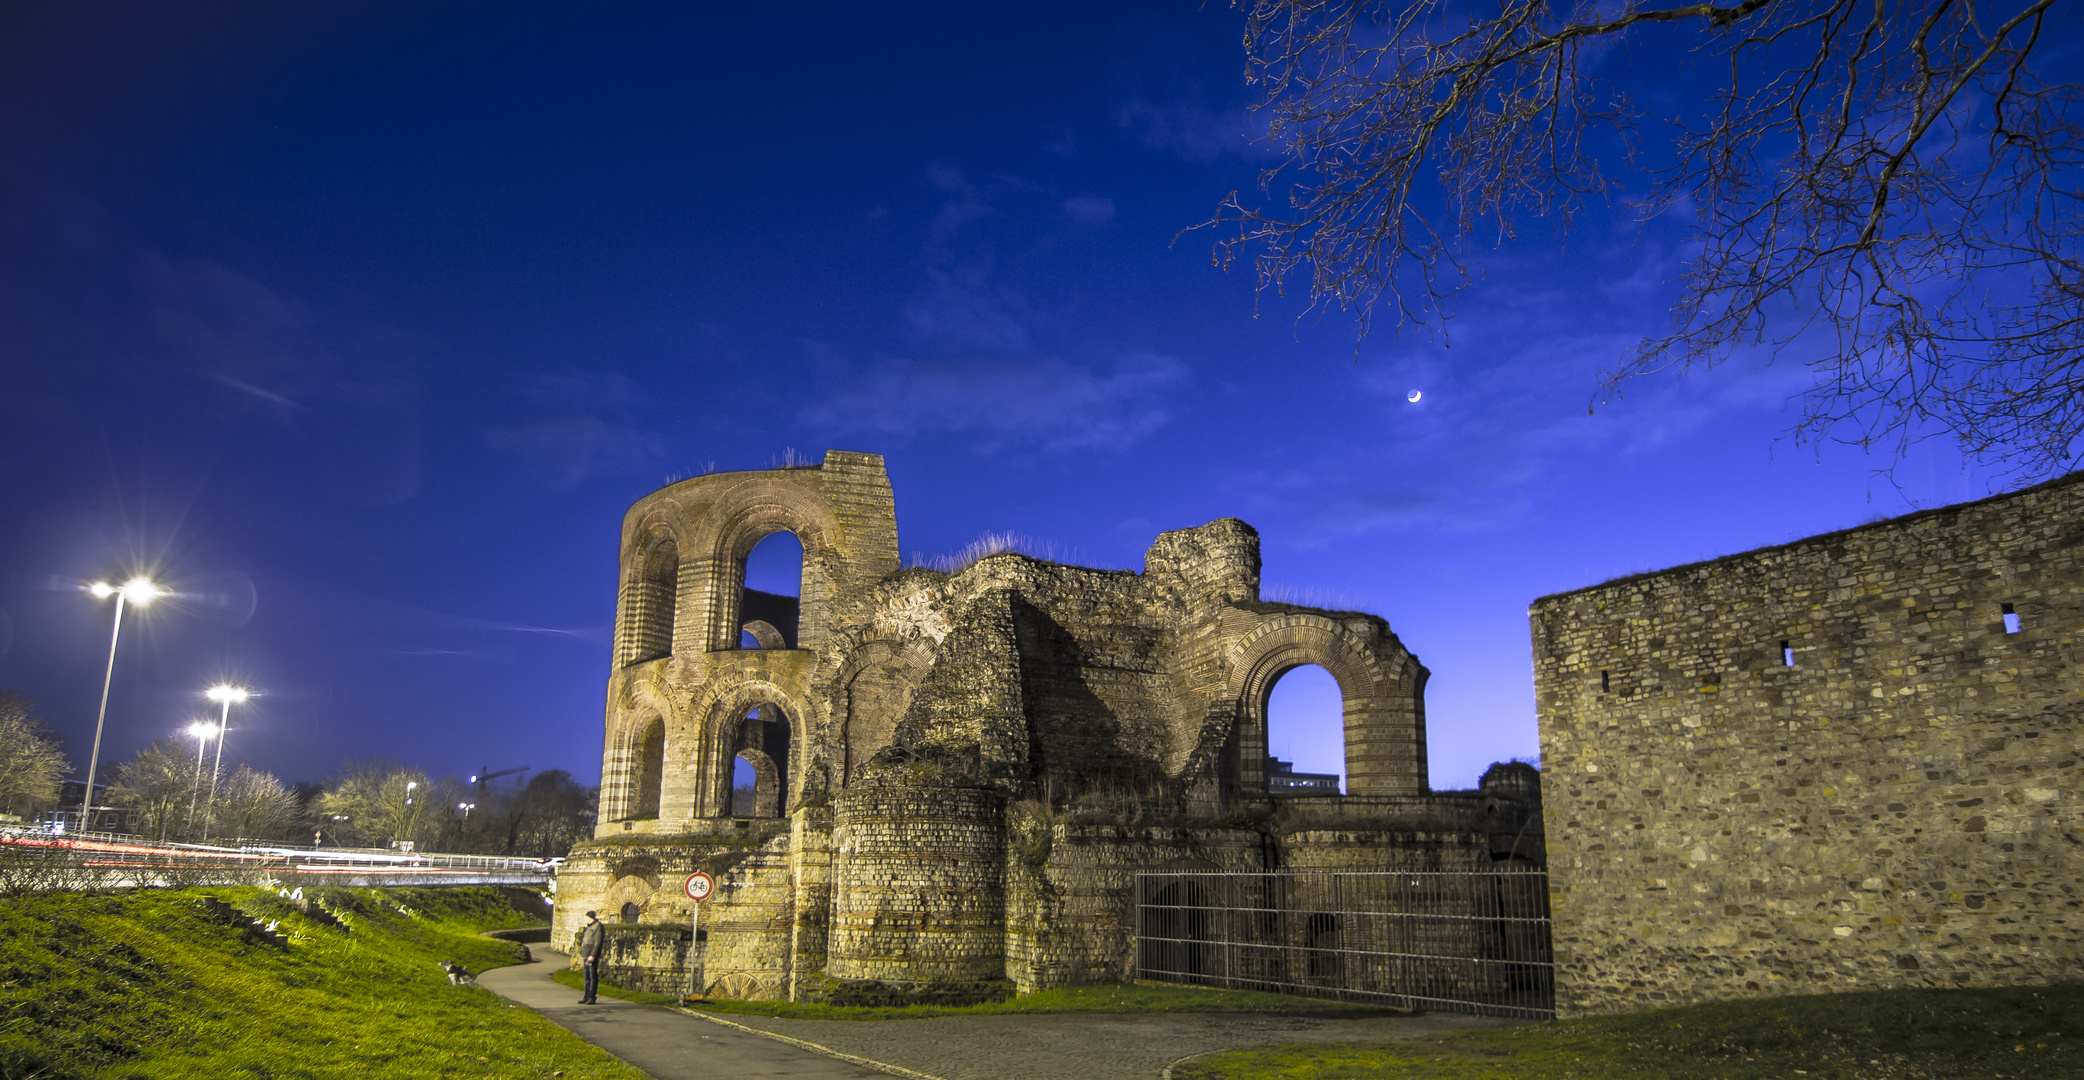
[1199,0,2083,478]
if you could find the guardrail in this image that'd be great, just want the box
[0,827,557,889]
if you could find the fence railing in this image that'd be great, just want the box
[1135,868,1554,1019]
[0,827,554,880]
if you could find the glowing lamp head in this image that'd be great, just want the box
[187,721,220,740]
[121,577,167,605]
[89,581,116,598]
[206,685,249,704]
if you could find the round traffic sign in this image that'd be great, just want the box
[683,871,714,902]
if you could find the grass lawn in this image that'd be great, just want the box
[549,967,1404,1021]
[0,885,651,1080]
[1173,983,2084,1080]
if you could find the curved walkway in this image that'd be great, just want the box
[480,958,1520,1080]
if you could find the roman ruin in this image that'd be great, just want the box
[552,450,1543,1003]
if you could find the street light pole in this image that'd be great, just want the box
[78,578,165,834]
[182,721,218,842]
[201,685,248,842]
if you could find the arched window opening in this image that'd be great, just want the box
[630,718,665,818]
[1266,665,1345,796]
[739,531,802,649]
[730,757,758,816]
[628,536,678,665]
[620,901,641,924]
[730,704,789,817]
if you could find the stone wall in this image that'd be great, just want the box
[1532,472,2084,1015]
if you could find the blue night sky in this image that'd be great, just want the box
[0,2,2022,794]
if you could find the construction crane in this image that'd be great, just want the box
[471,765,529,798]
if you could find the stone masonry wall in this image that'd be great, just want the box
[1532,472,2084,1015]
[1004,823,1265,992]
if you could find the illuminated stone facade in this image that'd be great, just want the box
[553,451,1540,1001]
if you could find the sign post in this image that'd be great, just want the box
[682,872,714,1002]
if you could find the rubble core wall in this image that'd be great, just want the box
[1532,472,2084,1016]
[1004,822,1265,993]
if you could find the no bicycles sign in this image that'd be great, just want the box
[683,871,714,902]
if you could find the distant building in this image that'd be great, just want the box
[43,779,139,835]
[1265,757,1341,795]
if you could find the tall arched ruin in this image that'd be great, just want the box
[553,450,1540,1002]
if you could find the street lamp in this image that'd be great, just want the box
[458,801,476,821]
[182,720,219,841]
[200,684,249,842]
[78,577,167,834]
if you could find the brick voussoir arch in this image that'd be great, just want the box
[689,677,818,817]
[602,672,682,821]
[1222,611,1422,796]
[1224,614,1386,705]
[703,491,840,651]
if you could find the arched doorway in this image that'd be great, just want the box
[1265,665,1345,795]
[730,704,790,816]
[739,531,802,649]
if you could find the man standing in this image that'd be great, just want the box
[578,909,605,1005]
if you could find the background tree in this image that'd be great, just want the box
[107,740,199,842]
[1209,0,2081,476]
[0,693,68,821]
[314,760,433,848]
[210,765,304,843]
[503,770,596,858]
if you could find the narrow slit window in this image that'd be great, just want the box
[2002,603,2021,635]
[1600,670,1610,693]
[1781,640,1795,667]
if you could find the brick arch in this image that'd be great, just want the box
[626,716,665,818]
[702,490,839,653]
[1224,615,1427,797]
[601,667,685,822]
[689,678,815,817]
[830,636,936,786]
[732,746,782,817]
[616,521,683,667]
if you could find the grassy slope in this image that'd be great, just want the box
[547,968,1403,1020]
[1174,983,2084,1080]
[0,886,650,1080]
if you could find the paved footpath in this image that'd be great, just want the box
[477,959,887,1079]
[481,957,1521,1080]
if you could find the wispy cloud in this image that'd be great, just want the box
[0,144,426,505]
[903,269,1038,352]
[1063,196,1116,222]
[800,351,1188,452]
[1116,97,1265,162]
[484,370,666,488]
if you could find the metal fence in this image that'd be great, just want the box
[1134,868,1554,1019]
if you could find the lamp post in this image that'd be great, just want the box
[182,720,219,841]
[78,577,166,834]
[201,684,248,842]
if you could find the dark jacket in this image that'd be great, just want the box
[578,919,605,960]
